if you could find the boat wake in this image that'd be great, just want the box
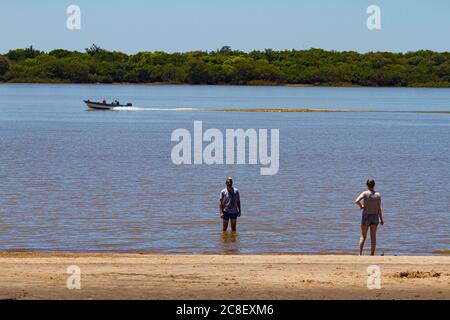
[111,107,197,111]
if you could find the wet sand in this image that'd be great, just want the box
[214,108,349,112]
[0,253,448,300]
[213,108,450,113]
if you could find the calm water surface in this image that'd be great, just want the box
[0,84,449,254]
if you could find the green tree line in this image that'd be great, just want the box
[0,45,449,87]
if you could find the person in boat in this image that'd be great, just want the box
[219,177,241,232]
[354,178,384,256]
[102,99,106,104]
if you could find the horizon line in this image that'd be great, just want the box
[3,45,450,56]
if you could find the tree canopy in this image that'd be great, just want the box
[1,45,449,87]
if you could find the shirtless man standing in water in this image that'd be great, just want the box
[355,178,384,256]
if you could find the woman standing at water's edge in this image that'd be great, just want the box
[355,179,384,256]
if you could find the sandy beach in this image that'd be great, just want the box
[0,253,448,300]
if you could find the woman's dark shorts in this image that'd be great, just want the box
[223,212,239,220]
[361,213,379,227]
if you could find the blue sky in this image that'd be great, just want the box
[0,0,449,54]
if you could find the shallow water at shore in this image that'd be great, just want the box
[0,84,449,254]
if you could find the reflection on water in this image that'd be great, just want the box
[220,232,240,254]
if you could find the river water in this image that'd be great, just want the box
[0,84,448,254]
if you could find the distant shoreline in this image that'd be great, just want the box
[2,81,450,89]
[2,47,450,87]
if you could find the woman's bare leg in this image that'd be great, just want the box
[369,224,378,256]
[359,225,369,255]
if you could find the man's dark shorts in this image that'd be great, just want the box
[223,212,239,220]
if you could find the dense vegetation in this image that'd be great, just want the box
[0,45,449,87]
